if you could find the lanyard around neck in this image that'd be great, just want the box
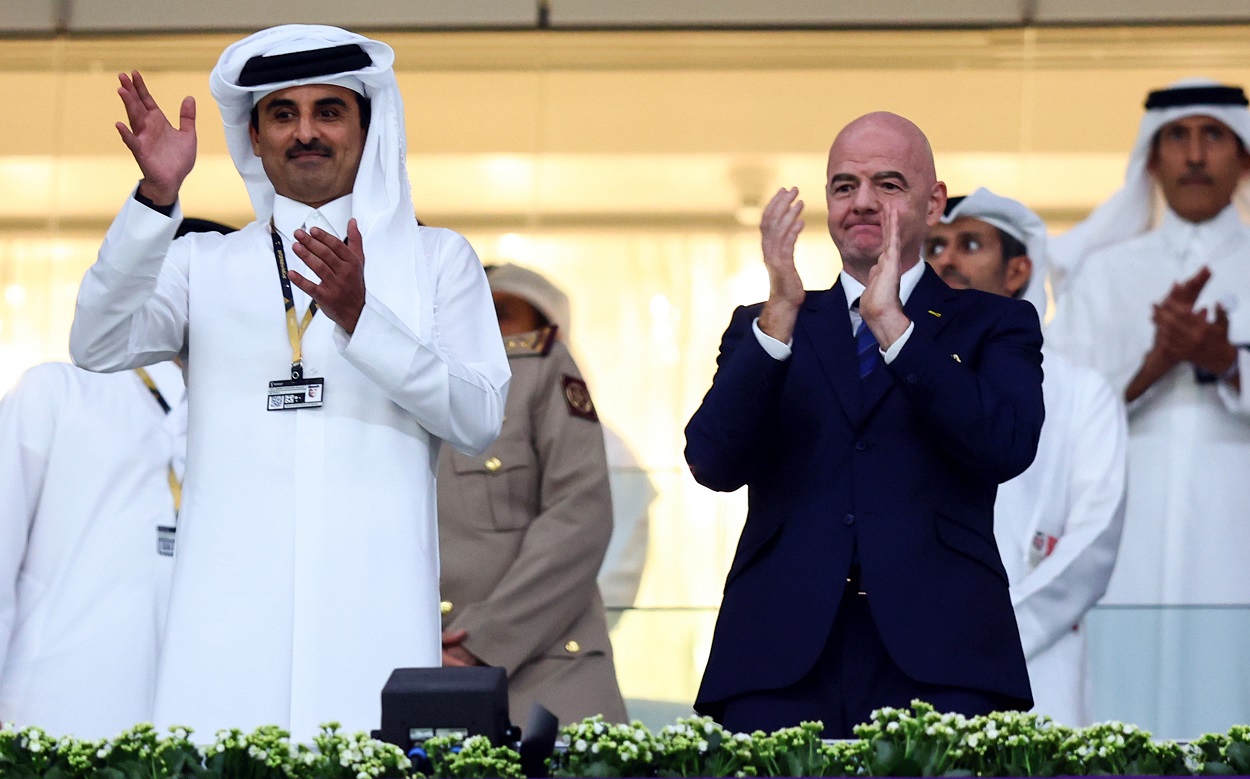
[270,218,320,381]
[134,367,182,514]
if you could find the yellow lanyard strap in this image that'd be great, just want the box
[134,367,182,515]
[269,219,319,379]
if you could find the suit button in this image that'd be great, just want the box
[906,373,919,384]
[440,600,453,614]
[843,513,855,526]
[565,640,581,653]
[484,457,502,472]
[854,440,867,451]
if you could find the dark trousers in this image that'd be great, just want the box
[719,586,1015,738]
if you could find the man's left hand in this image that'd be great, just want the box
[289,218,366,334]
[441,628,484,667]
[860,203,912,349]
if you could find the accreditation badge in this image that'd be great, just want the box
[157,525,176,557]
[267,377,325,411]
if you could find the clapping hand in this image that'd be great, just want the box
[859,203,911,349]
[289,219,368,335]
[757,187,807,343]
[1151,266,1237,375]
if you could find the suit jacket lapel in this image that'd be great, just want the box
[860,264,957,419]
[796,283,859,425]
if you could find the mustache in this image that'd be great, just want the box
[1180,173,1216,185]
[285,140,332,158]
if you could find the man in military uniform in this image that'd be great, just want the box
[437,263,627,726]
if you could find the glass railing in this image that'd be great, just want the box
[607,605,1250,739]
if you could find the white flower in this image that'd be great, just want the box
[29,741,43,753]
[575,738,588,752]
[886,722,900,733]
[698,740,708,753]
[704,722,715,734]
[593,723,605,735]
[591,743,601,754]
[966,734,980,748]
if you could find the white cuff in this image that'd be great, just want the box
[882,322,915,365]
[752,318,792,361]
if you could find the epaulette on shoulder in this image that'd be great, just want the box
[504,325,558,357]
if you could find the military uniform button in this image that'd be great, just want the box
[565,640,581,653]
[843,513,855,526]
[440,600,453,614]
[484,457,502,472]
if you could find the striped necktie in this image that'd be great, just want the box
[853,300,880,379]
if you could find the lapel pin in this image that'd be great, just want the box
[928,310,942,317]
[951,354,962,363]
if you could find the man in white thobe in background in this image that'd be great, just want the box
[926,189,1126,726]
[1047,79,1250,737]
[0,360,184,738]
[69,25,509,738]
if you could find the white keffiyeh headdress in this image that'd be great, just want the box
[943,187,1051,319]
[209,25,424,333]
[1049,77,1250,291]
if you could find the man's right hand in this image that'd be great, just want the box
[757,187,807,343]
[115,71,197,207]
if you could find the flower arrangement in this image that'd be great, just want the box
[3,703,1249,778]
[417,732,523,778]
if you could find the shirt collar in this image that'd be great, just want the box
[271,193,354,242]
[839,257,926,310]
[1160,202,1243,257]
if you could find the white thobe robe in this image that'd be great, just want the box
[69,192,509,739]
[993,350,1126,726]
[0,361,184,739]
[1046,204,1250,738]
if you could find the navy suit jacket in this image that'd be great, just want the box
[685,265,1043,714]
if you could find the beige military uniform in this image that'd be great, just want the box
[437,328,627,726]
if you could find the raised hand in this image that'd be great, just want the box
[289,218,367,334]
[757,187,807,342]
[1167,266,1212,309]
[115,71,196,205]
[860,203,911,349]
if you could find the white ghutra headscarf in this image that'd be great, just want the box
[209,25,424,333]
[1049,77,1250,292]
[943,187,1051,319]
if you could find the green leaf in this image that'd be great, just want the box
[1227,741,1250,773]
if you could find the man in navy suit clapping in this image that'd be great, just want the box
[685,112,1044,738]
